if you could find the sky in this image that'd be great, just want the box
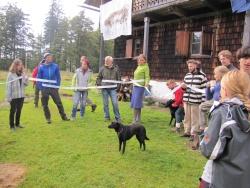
[0,0,100,36]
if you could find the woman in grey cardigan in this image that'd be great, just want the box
[70,56,92,119]
[6,59,28,131]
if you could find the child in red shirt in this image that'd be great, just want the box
[166,80,185,132]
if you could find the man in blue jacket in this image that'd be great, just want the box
[37,53,69,124]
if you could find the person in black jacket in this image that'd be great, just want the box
[96,56,121,122]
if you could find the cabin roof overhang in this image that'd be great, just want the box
[132,0,231,26]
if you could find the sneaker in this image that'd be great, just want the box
[70,117,76,121]
[16,125,24,128]
[189,135,194,141]
[104,118,111,122]
[91,104,97,112]
[180,133,191,137]
[47,119,52,124]
[62,116,70,121]
[171,127,180,133]
[10,127,16,132]
[115,119,122,123]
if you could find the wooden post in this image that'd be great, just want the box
[143,17,150,60]
[99,0,104,70]
[243,10,250,47]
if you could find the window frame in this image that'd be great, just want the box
[133,38,141,57]
[190,31,202,56]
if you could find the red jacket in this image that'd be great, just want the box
[32,66,38,86]
[172,87,184,107]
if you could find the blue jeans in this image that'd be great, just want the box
[175,107,184,123]
[71,91,88,118]
[102,89,121,121]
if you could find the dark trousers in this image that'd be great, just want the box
[41,88,67,120]
[34,85,40,106]
[9,98,24,128]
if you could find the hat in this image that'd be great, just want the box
[43,53,52,59]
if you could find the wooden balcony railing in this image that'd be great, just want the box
[133,0,187,13]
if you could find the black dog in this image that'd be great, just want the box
[108,122,149,154]
[165,99,177,126]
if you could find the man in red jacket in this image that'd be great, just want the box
[32,60,44,107]
[167,80,185,132]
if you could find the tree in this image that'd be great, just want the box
[44,0,63,47]
[52,17,70,70]
[4,4,30,59]
[68,10,94,71]
[0,4,33,70]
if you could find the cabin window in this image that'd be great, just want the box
[134,39,141,56]
[190,31,212,56]
[175,30,212,57]
[191,32,202,55]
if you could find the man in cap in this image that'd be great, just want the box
[37,53,69,124]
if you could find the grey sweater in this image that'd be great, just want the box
[72,68,92,91]
[6,72,28,101]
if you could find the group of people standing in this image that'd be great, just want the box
[6,52,150,129]
[5,45,250,187]
[166,46,250,188]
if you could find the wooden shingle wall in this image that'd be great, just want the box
[114,13,245,81]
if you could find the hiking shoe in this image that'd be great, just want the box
[180,133,191,137]
[91,104,97,112]
[171,127,180,133]
[47,119,52,124]
[62,117,70,121]
[115,119,122,123]
[16,125,24,128]
[104,118,111,122]
[189,135,194,141]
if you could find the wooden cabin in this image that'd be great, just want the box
[86,0,249,80]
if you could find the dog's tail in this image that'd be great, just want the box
[145,136,149,140]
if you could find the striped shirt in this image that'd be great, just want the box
[183,71,207,104]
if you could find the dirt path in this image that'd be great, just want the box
[0,163,26,188]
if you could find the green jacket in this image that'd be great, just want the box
[134,63,150,86]
[96,64,121,89]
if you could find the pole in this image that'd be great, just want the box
[99,0,104,70]
[143,17,150,60]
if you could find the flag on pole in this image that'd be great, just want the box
[100,0,132,40]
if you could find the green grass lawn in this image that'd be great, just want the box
[0,71,206,188]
